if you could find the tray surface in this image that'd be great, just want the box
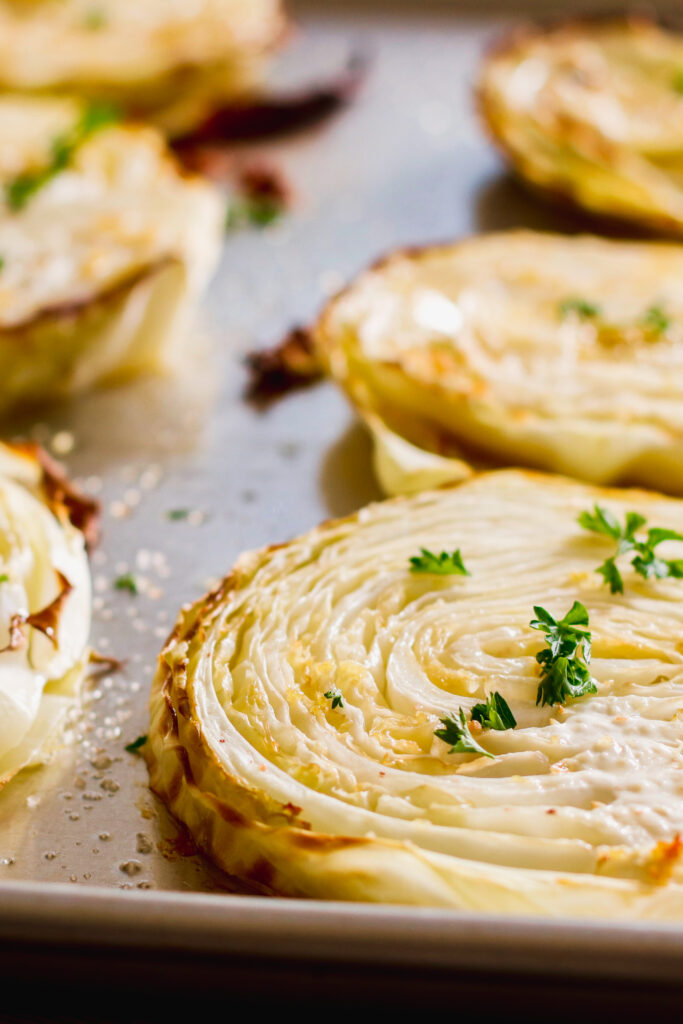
[0,0,681,986]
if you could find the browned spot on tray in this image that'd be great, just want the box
[157,821,199,861]
[246,326,323,406]
[88,650,126,676]
[172,53,369,148]
[237,161,290,206]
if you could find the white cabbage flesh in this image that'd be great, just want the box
[0,444,91,789]
[148,470,683,917]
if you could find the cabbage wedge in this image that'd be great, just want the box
[480,15,683,235]
[0,95,224,415]
[314,231,683,496]
[148,470,683,918]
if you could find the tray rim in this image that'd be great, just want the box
[1,879,682,983]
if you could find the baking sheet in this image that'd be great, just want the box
[0,0,681,987]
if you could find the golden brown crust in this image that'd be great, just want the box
[8,443,100,550]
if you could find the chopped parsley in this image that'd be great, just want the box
[578,505,683,594]
[409,548,469,576]
[559,297,601,320]
[166,509,190,521]
[114,572,139,595]
[640,305,670,337]
[324,688,344,709]
[0,574,8,584]
[6,101,120,212]
[434,708,493,758]
[225,196,283,231]
[125,735,147,754]
[471,691,517,731]
[530,602,597,707]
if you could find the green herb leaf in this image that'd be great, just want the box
[471,691,517,731]
[577,504,622,541]
[409,548,469,576]
[559,297,601,319]
[531,602,597,707]
[225,196,284,232]
[0,574,9,584]
[115,572,138,595]
[596,556,623,595]
[579,505,683,592]
[6,100,120,212]
[324,688,344,709]
[640,305,670,336]
[434,708,493,758]
[125,735,147,754]
[166,509,190,521]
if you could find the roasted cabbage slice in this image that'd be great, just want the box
[314,230,683,496]
[0,0,287,135]
[479,16,683,234]
[0,95,224,415]
[0,442,92,791]
[148,469,683,917]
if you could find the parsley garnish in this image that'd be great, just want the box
[225,196,283,231]
[640,305,670,337]
[530,602,597,707]
[409,548,469,576]
[166,509,190,521]
[434,708,493,758]
[0,574,8,584]
[125,735,147,754]
[578,505,683,593]
[559,297,601,319]
[324,688,344,709]
[6,101,120,212]
[114,572,139,595]
[471,691,517,731]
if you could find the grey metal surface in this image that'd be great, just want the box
[0,0,680,980]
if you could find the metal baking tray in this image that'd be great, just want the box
[0,0,681,1008]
